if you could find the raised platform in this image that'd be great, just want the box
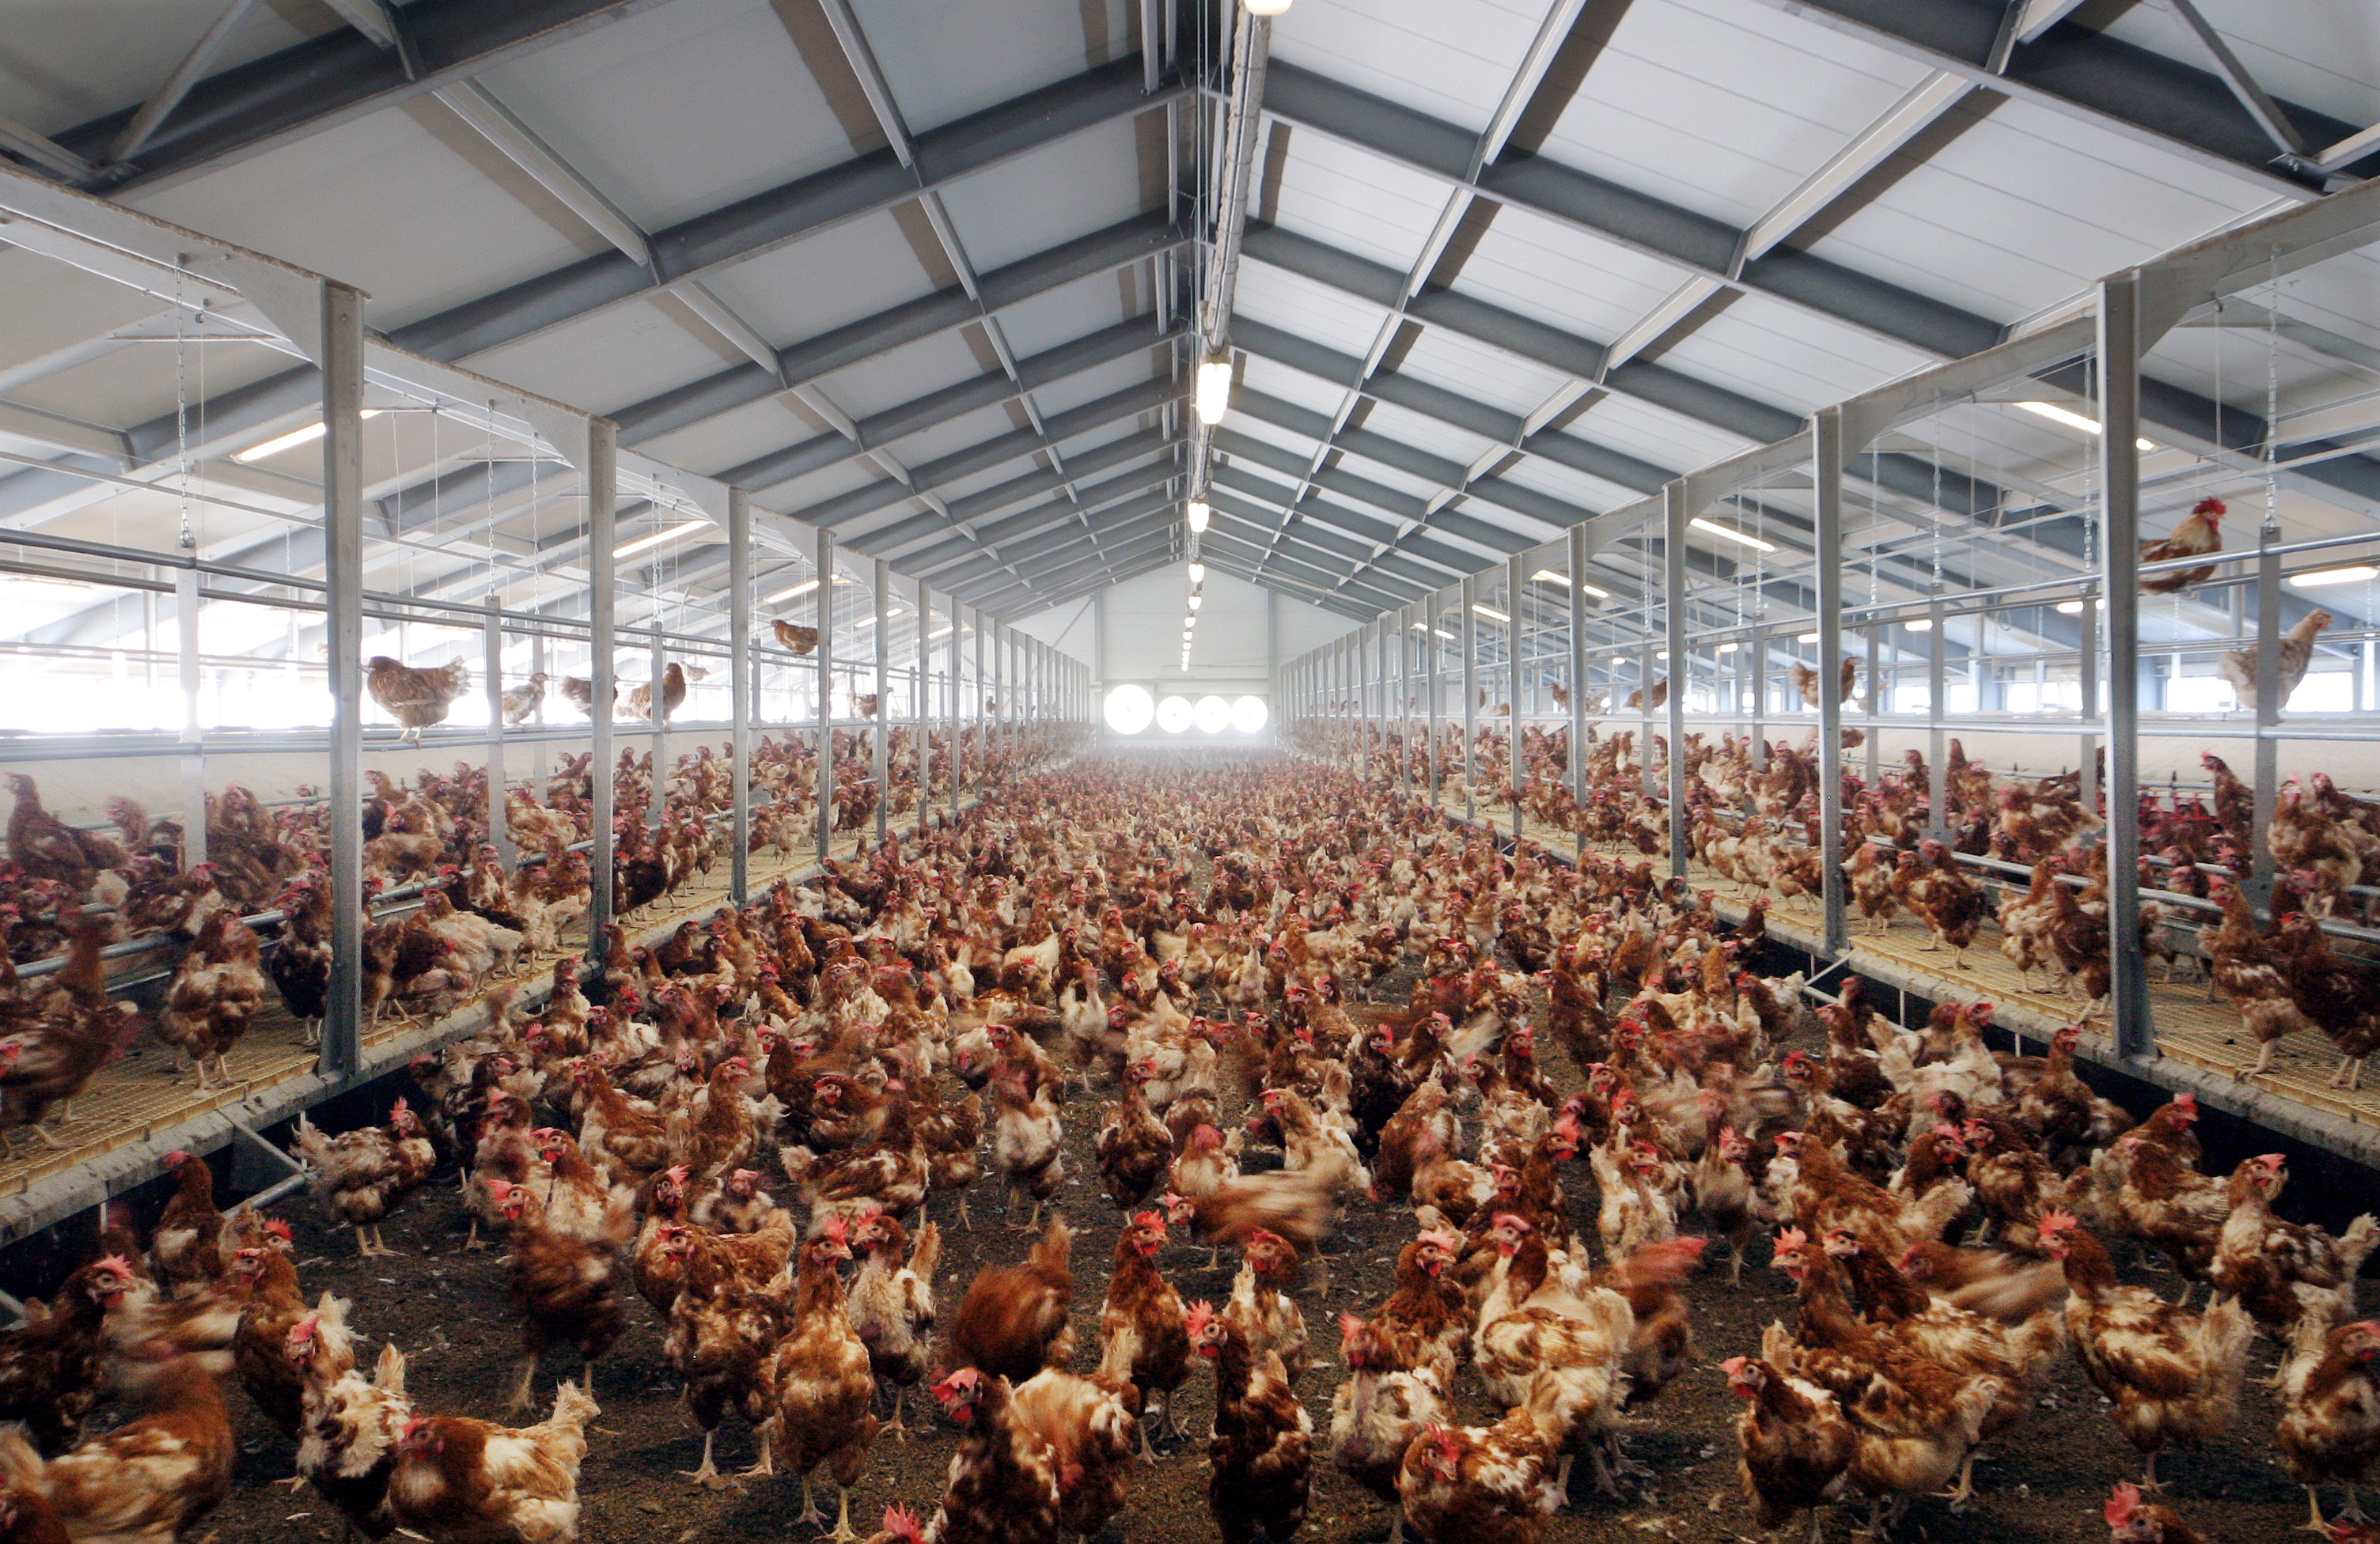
[1422,785,2380,1174]
[0,804,959,1248]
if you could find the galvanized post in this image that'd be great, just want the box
[1815,407,1848,954]
[2251,533,2282,903]
[1749,622,1765,770]
[587,419,618,935]
[816,528,835,865]
[1864,620,1881,786]
[646,624,666,832]
[729,489,752,903]
[971,607,984,801]
[485,599,511,869]
[2100,271,2151,1060]
[528,626,548,805]
[1927,592,1946,839]
[320,280,366,1077]
[938,589,957,813]
[1663,482,1689,879]
[175,565,207,868]
[1508,551,1525,842]
[2079,577,2100,821]
[914,574,930,828]
[1427,599,1441,807]
[1461,575,1478,820]
[1567,528,1586,829]
[1358,621,1372,780]
[1639,634,1656,798]
[1400,604,1414,794]
[874,559,890,846]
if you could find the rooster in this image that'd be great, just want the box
[2139,496,2225,594]
[366,657,469,744]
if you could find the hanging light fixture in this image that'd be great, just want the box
[1196,359,1234,424]
[1187,500,1211,534]
[1244,0,1293,13]
[1188,562,1206,584]
[1188,594,1202,611]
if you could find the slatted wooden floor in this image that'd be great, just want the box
[1431,789,2380,1135]
[0,810,942,1202]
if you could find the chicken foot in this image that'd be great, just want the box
[2329,1054,2367,1092]
[503,1356,539,1414]
[826,1482,862,1543]
[795,1474,828,1530]
[679,1430,735,1490]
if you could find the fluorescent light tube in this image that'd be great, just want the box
[611,520,707,559]
[235,410,382,461]
[1690,517,1776,552]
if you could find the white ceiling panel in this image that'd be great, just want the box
[858,0,1139,131]
[1448,204,1695,344]
[1233,262,1393,356]
[818,330,993,419]
[1263,130,1452,275]
[1531,0,1932,230]
[934,115,1149,272]
[695,209,937,349]
[0,0,327,134]
[1271,0,1548,142]
[478,0,866,235]
[126,104,611,334]
[1390,324,1569,417]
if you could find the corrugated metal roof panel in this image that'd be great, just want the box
[476,0,866,233]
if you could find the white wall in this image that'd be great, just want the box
[1011,564,1360,698]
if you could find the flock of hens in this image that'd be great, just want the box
[0,696,1034,1136]
[0,740,2372,1544]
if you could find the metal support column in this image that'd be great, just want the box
[2100,271,2152,1059]
[816,528,835,864]
[1427,600,1441,807]
[1358,622,1372,780]
[1508,552,1525,842]
[2079,579,2100,821]
[1749,623,1766,768]
[729,489,752,903]
[1663,482,1689,879]
[914,574,930,827]
[938,589,957,808]
[1927,592,1946,838]
[1461,576,1478,819]
[175,566,207,868]
[646,625,666,831]
[874,558,890,846]
[485,599,511,868]
[2251,531,2282,902]
[970,607,983,801]
[1814,408,1848,954]
[1567,529,1587,857]
[587,419,618,935]
[320,280,366,1077]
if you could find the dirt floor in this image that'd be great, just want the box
[195,949,2332,1544]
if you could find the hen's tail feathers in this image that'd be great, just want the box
[2339,1213,2380,1277]
[1609,1236,1708,1293]
[373,1339,407,1394]
[1029,1215,1073,1275]
[546,1379,601,1432]
[1908,1179,1975,1242]
[0,1427,40,1488]
[2195,1293,2257,1417]
[909,1220,942,1286]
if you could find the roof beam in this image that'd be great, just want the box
[1737,0,2370,195]
[850,432,1177,554]
[390,59,1184,365]
[42,0,670,195]
[1260,60,2003,361]
[792,379,1181,528]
